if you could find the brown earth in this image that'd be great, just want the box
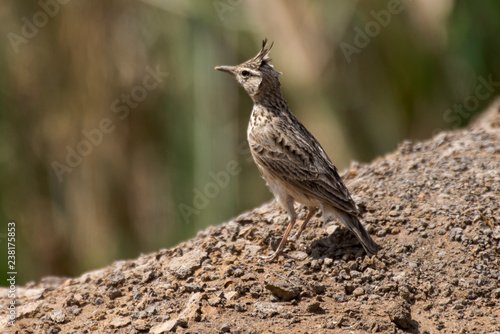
[2,100,500,334]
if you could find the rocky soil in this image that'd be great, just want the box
[1,101,500,334]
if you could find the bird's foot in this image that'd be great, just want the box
[290,229,306,242]
[259,250,284,263]
[289,233,300,242]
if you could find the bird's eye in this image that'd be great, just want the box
[241,70,250,77]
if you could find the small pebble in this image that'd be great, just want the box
[51,309,66,323]
[306,301,321,312]
[220,323,231,333]
[353,287,365,296]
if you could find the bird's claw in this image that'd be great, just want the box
[259,250,283,263]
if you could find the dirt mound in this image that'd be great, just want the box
[2,101,499,333]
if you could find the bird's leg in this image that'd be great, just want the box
[261,197,296,262]
[290,207,317,241]
[261,215,296,262]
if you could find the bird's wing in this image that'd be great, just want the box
[249,117,359,216]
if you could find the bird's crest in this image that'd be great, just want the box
[247,38,274,69]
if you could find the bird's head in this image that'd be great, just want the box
[215,39,282,101]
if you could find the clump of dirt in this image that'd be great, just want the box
[1,101,499,333]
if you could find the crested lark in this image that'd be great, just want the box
[216,39,380,262]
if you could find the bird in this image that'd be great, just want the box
[215,39,380,262]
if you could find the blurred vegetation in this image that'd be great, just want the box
[0,0,499,284]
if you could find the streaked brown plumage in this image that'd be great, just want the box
[216,39,379,262]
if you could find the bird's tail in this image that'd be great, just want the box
[323,206,380,255]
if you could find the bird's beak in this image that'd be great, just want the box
[215,65,236,76]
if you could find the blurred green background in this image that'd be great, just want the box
[0,0,499,285]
